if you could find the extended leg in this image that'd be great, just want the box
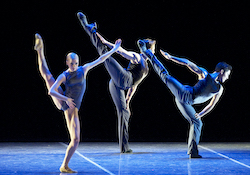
[60,108,80,173]
[137,40,169,84]
[77,12,107,56]
[77,13,133,88]
[34,34,64,110]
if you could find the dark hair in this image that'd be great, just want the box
[215,62,232,72]
[143,38,156,51]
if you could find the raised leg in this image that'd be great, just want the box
[34,34,64,110]
[77,12,107,56]
[137,40,169,84]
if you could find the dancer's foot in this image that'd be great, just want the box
[60,166,77,173]
[122,149,133,154]
[77,12,97,33]
[34,33,43,51]
[137,39,147,53]
[77,12,88,26]
[189,154,202,159]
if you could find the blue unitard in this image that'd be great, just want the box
[143,49,220,156]
[80,22,149,153]
[61,66,86,111]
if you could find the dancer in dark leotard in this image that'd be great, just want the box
[138,39,232,158]
[34,33,121,173]
[77,12,151,153]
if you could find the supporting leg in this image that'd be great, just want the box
[60,108,80,173]
[109,80,132,153]
[175,98,203,158]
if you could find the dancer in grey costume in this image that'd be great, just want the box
[77,12,150,153]
[138,39,232,158]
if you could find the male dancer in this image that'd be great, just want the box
[138,39,232,158]
[34,33,121,173]
[77,12,151,153]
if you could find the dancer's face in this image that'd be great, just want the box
[151,44,155,54]
[66,53,79,72]
[220,70,231,83]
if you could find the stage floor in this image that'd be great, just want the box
[0,142,250,174]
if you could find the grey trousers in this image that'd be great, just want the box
[144,50,203,155]
[82,24,133,153]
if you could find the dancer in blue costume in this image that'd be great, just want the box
[34,33,121,173]
[138,39,232,158]
[77,12,150,153]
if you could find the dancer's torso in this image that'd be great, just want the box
[127,54,149,85]
[63,66,86,109]
[192,73,221,104]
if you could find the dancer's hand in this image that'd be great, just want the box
[97,33,108,45]
[34,33,44,51]
[112,39,122,51]
[160,50,171,60]
[195,113,201,120]
[66,98,76,109]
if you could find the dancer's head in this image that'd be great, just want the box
[215,62,232,83]
[66,52,79,72]
[143,38,156,54]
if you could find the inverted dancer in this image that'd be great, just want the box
[77,12,150,153]
[34,33,121,173]
[138,39,232,158]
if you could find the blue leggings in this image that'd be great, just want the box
[83,24,133,153]
[144,50,203,155]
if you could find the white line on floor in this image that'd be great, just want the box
[59,142,115,175]
[199,145,250,169]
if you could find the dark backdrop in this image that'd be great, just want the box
[1,1,249,142]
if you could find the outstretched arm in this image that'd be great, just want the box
[82,38,122,75]
[160,50,205,79]
[97,33,141,64]
[195,86,224,119]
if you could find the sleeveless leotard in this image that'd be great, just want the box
[61,66,86,111]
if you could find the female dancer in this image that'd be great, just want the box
[138,39,232,158]
[77,12,151,153]
[34,33,121,173]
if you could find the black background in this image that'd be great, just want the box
[1,1,249,143]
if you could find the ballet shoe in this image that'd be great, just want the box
[34,33,43,51]
[189,154,202,159]
[137,39,147,53]
[77,12,89,25]
[77,12,97,34]
[60,166,77,173]
[122,149,133,154]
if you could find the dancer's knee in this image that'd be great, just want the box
[71,137,80,146]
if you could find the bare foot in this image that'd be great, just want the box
[34,33,43,51]
[60,166,77,173]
